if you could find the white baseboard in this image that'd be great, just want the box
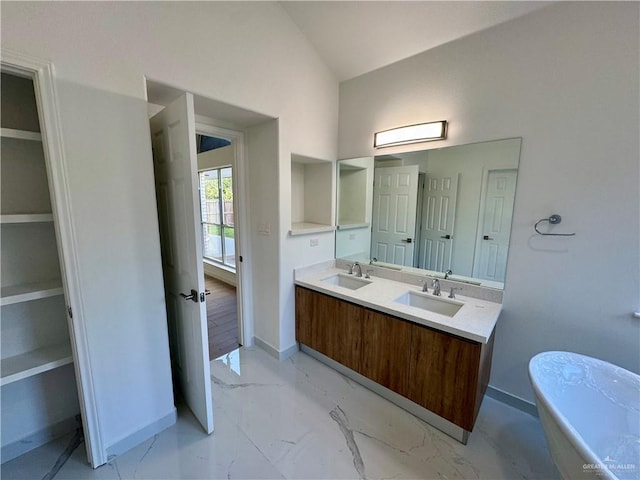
[486,385,538,417]
[104,408,176,460]
[278,342,300,360]
[253,336,299,361]
[1,415,80,463]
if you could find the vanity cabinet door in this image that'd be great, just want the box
[407,325,482,431]
[361,311,412,397]
[295,287,362,372]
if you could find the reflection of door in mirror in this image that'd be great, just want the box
[336,138,521,289]
[416,173,459,271]
[371,165,419,266]
[474,169,517,283]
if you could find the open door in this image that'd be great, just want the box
[149,93,214,434]
[370,165,420,266]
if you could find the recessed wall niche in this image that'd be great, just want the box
[289,154,335,236]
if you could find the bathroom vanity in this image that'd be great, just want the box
[294,263,501,443]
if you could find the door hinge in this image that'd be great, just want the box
[67,306,73,319]
[239,255,243,262]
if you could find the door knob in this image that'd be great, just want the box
[180,289,198,302]
[483,235,494,240]
[440,234,452,239]
[400,238,413,243]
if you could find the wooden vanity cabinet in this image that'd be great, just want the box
[295,287,412,393]
[408,325,494,431]
[295,286,494,433]
[295,286,362,372]
[361,310,412,397]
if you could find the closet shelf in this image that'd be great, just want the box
[289,222,336,236]
[1,343,73,386]
[0,214,54,224]
[1,128,42,142]
[337,222,370,231]
[1,280,64,306]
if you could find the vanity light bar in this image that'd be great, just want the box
[374,121,447,148]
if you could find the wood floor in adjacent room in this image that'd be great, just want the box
[205,275,239,360]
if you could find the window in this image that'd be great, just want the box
[199,167,235,269]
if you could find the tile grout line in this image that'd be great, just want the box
[329,405,367,480]
[40,428,83,480]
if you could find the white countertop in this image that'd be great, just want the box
[295,266,502,344]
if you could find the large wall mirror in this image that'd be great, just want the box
[335,138,521,289]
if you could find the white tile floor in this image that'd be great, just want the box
[2,346,560,479]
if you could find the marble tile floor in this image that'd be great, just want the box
[2,346,560,480]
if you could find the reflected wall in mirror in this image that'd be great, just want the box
[335,138,521,289]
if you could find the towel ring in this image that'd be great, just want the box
[534,214,575,236]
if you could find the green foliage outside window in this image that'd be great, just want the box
[206,224,235,239]
[204,177,233,201]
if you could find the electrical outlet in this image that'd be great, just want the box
[310,238,319,247]
[258,223,271,235]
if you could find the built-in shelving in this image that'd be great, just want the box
[1,343,73,387]
[1,280,64,306]
[0,214,54,224]
[1,128,42,142]
[289,222,336,237]
[336,222,370,231]
[290,154,334,235]
[1,69,80,463]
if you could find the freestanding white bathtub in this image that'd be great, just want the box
[529,351,639,480]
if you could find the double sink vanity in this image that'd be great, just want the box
[294,260,502,444]
[292,137,519,442]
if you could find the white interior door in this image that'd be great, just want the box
[370,165,419,266]
[474,169,517,283]
[417,174,459,271]
[150,93,213,434]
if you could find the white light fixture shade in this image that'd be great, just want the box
[374,121,447,148]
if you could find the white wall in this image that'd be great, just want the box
[339,3,640,402]
[291,162,306,224]
[2,1,338,459]
[246,120,282,350]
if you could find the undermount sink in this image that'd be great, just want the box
[321,273,371,290]
[395,291,463,317]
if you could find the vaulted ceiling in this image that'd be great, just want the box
[280,1,551,81]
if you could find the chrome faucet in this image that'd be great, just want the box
[421,278,429,292]
[448,287,462,299]
[444,269,452,279]
[431,278,441,296]
[351,262,363,277]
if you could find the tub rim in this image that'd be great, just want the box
[528,350,638,480]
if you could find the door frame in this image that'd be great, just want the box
[195,122,249,347]
[414,173,426,268]
[1,49,103,466]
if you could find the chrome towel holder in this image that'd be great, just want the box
[534,214,575,236]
